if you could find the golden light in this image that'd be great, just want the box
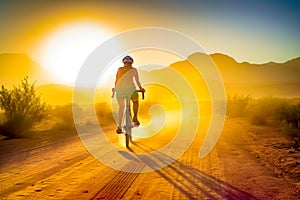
[37,21,113,85]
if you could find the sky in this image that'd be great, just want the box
[0,0,299,65]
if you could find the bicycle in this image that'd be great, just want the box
[112,89,145,148]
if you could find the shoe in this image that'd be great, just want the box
[133,118,140,126]
[116,127,123,134]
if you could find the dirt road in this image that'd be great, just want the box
[0,119,299,200]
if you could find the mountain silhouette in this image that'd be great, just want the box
[210,53,300,84]
[208,53,300,96]
[36,84,97,105]
[0,53,52,88]
[36,84,74,105]
[1,52,299,105]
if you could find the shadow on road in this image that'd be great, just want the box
[119,142,260,200]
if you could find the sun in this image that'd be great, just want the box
[37,22,113,85]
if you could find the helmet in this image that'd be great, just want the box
[122,55,134,64]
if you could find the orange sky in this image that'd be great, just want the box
[1,1,299,64]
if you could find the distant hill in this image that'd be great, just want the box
[36,84,74,105]
[0,53,52,88]
[36,84,110,105]
[1,52,299,105]
[210,53,300,84]
[209,53,300,96]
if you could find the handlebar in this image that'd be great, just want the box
[137,89,145,100]
[111,89,145,100]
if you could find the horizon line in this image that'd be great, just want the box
[0,51,299,66]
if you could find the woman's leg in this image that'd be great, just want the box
[132,99,140,125]
[131,90,139,124]
[118,99,125,128]
[132,99,139,120]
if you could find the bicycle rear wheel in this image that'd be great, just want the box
[125,123,132,148]
[125,133,131,148]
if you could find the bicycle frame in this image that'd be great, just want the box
[112,89,145,148]
[124,96,132,148]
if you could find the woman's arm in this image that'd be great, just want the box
[113,68,120,91]
[133,68,142,89]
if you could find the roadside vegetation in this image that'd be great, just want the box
[95,102,115,126]
[51,103,83,130]
[227,94,300,140]
[0,77,48,138]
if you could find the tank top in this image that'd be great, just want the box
[116,66,135,89]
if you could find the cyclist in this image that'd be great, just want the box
[112,55,145,134]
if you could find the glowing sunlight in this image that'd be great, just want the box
[37,22,113,85]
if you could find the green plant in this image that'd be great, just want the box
[0,77,48,138]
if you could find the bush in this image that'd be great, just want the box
[248,96,283,125]
[51,103,82,130]
[95,102,114,125]
[227,94,252,117]
[277,100,300,128]
[0,77,48,138]
[280,120,294,135]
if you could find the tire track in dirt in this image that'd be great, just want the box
[6,155,115,200]
[5,119,299,199]
[91,161,145,200]
[0,151,90,198]
[0,130,111,199]
[171,131,226,200]
[113,132,227,199]
[2,138,124,199]
[0,135,88,194]
[0,135,79,162]
[168,122,262,200]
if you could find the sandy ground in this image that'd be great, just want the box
[0,118,299,200]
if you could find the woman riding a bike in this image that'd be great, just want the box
[112,55,145,134]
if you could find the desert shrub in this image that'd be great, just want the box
[0,110,5,124]
[0,77,48,138]
[277,100,300,128]
[51,103,82,130]
[227,94,252,117]
[95,102,114,124]
[248,96,284,125]
[280,120,294,135]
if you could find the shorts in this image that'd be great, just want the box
[116,88,138,102]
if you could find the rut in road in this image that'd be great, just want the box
[91,161,145,200]
[0,149,90,197]
[121,136,259,199]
